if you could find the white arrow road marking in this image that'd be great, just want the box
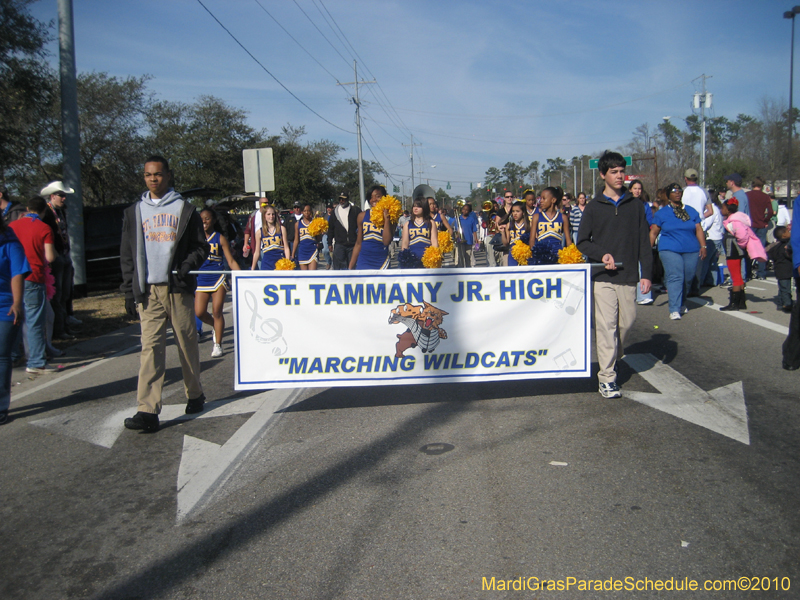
[29,392,279,449]
[30,405,133,448]
[622,353,749,445]
[176,388,305,524]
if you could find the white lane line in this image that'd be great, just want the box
[687,297,789,335]
[11,344,141,404]
[745,285,766,291]
[15,303,233,405]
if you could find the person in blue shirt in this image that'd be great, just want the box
[781,196,800,370]
[456,204,479,267]
[649,183,707,320]
[0,216,29,424]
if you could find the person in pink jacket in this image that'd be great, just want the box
[719,198,766,311]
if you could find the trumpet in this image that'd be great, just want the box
[482,200,493,211]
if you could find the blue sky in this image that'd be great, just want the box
[31,0,795,196]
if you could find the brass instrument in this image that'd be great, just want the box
[482,200,493,211]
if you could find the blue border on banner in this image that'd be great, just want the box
[233,265,591,388]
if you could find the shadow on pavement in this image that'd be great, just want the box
[93,397,479,599]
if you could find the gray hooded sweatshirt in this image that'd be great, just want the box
[138,190,186,284]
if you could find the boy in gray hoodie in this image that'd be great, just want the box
[120,156,209,433]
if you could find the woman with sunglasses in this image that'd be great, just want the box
[649,183,706,320]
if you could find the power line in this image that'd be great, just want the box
[361,120,403,167]
[195,0,354,134]
[361,111,405,146]
[252,0,345,87]
[313,0,413,138]
[290,0,351,68]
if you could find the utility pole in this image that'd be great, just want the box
[57,0,86,296]
[338,61,374,210]
[573,163,577,196]
[402,135,421,193]
[693,74,713,188]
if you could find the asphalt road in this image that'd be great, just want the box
[1,273,798,600]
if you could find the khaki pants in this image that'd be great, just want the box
[137,285,203,414]
[593,281,637,384]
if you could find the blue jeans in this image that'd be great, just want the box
[636,261,651,302]
[698,239,722,288]
[0,319,19,412]
[659,250,699,314]
[778,278,793,307]
[754,227,768,279]
[23,281,47,369]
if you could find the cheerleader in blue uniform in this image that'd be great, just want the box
[530,187,572,263]
[293,204,320,270]
[501,201,531,266]
[195,208,240,358]
[350,185,394,270]
[401,198,438,264]
[427,197,454,237]
[251,205,290,270]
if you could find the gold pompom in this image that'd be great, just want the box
[307,216,328,237]
[510,239,532,265]
[558,243,585,264]
[371,195,402,228]
[275,258,296,271]
[421,246,443,268]
[438,230,454,254]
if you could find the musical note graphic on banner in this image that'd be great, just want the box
[555,281,584,315]
[553,348,577,369]
[244,290,288,355]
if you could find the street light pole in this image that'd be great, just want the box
[784,7,800,201]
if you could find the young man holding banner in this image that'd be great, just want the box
[576,151,652,399]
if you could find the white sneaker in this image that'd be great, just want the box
[669,312,681,320]
[679,305,689,315]
[598,382,621,398]
[211,343,223,358]
[637,298,654,305]
[26,364,63,374]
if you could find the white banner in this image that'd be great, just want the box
[232,265,591,389]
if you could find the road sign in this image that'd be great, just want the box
[243,148,275,194]
[589,156,632,170]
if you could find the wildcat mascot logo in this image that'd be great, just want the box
[388,302,449,358]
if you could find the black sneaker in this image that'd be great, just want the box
[124,411,160,433]
[0,410,8,425]
[185,394,206,415]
